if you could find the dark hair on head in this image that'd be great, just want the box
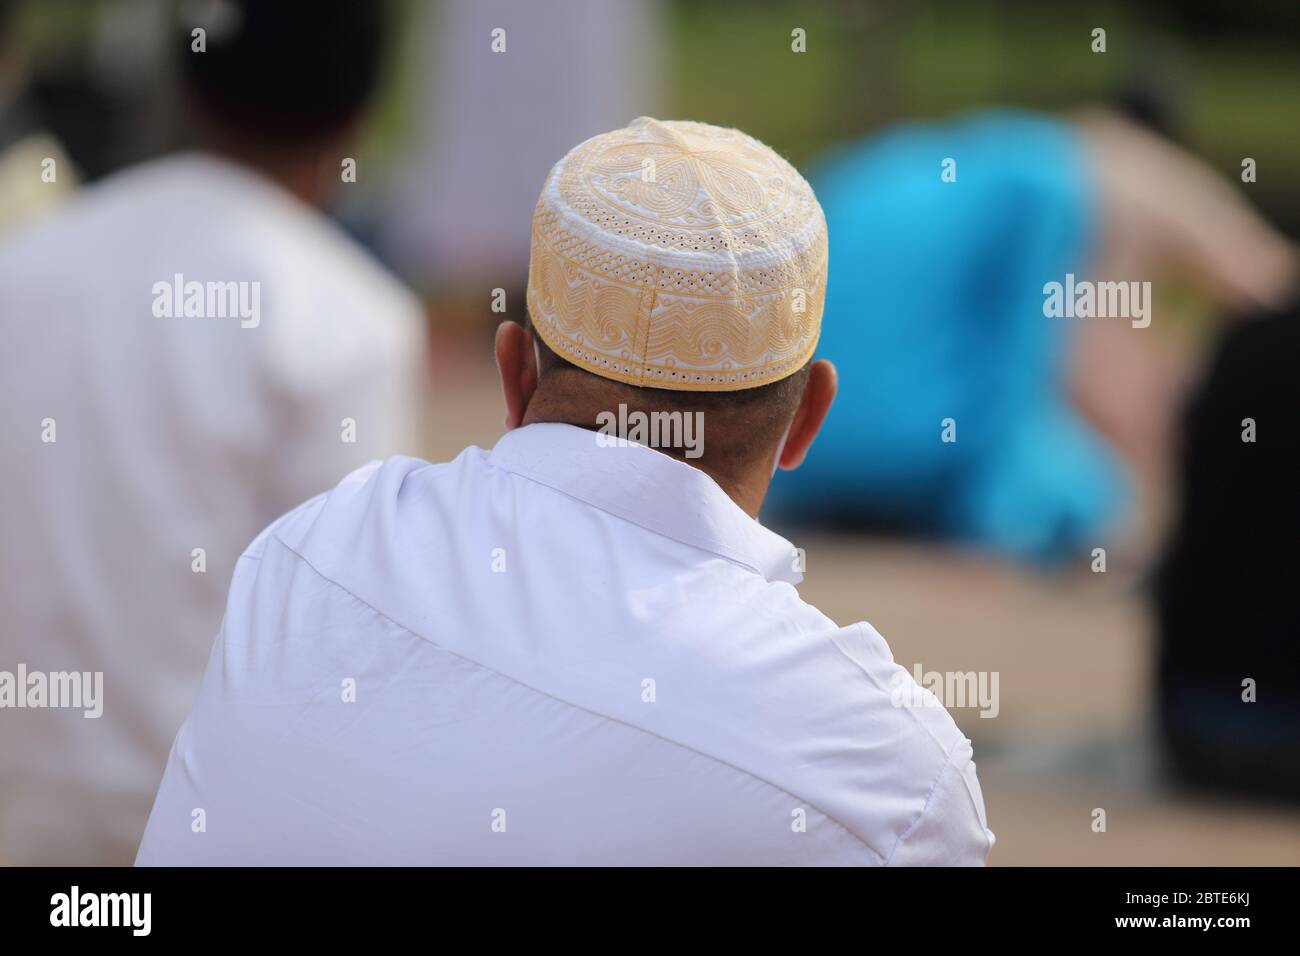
[176,0,389,144]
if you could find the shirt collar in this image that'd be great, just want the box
[488,423,802,585]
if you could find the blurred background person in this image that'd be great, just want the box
[1156,294,1300,802]
[0,0,79,234]
[377,0,662,349]
[763,106,1297,562]
[0,0,426,864]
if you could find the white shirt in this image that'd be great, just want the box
[137,424,993,865]
[0,153,426,864]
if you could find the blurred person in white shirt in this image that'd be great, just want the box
[0,0,426,864]
[381,0,661,309]
[137,119,992,866]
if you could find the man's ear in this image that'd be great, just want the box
[495,321,539,430]
[778,359,837,470]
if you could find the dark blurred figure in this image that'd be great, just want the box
[1156,294,1300,802]
[0,0,425,864]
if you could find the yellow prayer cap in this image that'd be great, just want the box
[526,117,828,391]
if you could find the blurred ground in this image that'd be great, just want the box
[419,332,1300,866]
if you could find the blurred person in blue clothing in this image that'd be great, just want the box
[766,108,1297,562]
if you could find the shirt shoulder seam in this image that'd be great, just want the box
[837,621,963,759]
[829,622,986,864]
[882,734,967,866]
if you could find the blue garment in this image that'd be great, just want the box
[766,110,1126,561]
